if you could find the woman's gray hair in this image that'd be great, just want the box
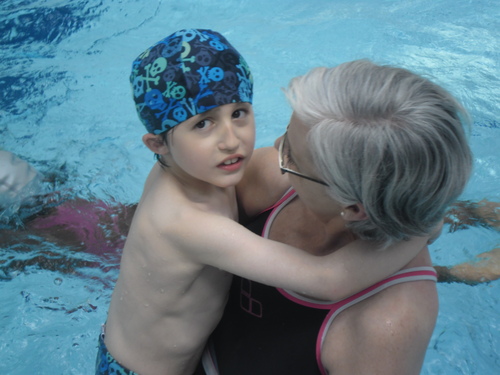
[285,60,473,247]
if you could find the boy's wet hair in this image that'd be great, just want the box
[130,29,253,135]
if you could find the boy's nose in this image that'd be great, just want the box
[219,125,240,151]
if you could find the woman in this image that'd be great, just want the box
[198,60,475,375]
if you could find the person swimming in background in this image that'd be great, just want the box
[0,148,135,259]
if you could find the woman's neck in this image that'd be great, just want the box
[269,196,355,256]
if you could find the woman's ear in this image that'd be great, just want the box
[142,133,168,155]
[342,203,368,221]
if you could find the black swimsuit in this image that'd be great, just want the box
[197,189,437,375]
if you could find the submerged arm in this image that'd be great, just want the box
[435,247,500,284]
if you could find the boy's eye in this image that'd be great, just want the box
[194,119,213,129]
[232,109,247,119]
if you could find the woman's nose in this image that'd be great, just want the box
[274,134,284,150]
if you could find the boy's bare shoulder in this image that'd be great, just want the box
[135,180,236,246]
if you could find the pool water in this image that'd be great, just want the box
[1,0,499,374]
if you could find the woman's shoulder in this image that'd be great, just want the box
[321,265,438,373]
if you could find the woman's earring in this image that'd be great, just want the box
[340,211,345,217]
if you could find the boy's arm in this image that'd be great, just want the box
[174,211,428,301]
[236,147,290,221]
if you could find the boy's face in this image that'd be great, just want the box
[165,102,255,188]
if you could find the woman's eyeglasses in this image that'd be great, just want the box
[278,132,329,187]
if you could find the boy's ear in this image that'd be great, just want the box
[342,203,368,221]
[142,133,168,155]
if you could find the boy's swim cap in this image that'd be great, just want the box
[130,29,253,134]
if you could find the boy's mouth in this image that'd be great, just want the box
[218,156,244,171]
[223,157,240,166]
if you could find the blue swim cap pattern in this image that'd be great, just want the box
[130,29,253,134]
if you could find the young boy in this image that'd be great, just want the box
[97,29,429,375]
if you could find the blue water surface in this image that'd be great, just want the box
[1,0,499,374]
